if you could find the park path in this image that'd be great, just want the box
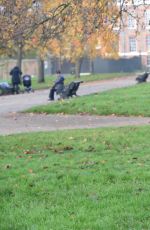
[0,75,149,135]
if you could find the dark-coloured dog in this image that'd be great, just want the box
[136,72,149,83]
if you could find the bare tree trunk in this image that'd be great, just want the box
[58,55,62,71]
[17,45,23,70]
[89,59,94,74]
[75,58,83,78]
[37,56,45,83]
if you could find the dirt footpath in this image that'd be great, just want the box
[1,112,149,135]
[0,76,149,135]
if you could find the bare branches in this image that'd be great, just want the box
[0,0,150,57]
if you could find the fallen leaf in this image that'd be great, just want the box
[28,169,33,173]
[5,164,11,169]
[23,149,36,154]
[64,146,73,151]
[83,138,87,143]
[43,166,48,169]
[16,155,23,159]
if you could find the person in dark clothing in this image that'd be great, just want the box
[49,70,65,100]
[10,66,22,94]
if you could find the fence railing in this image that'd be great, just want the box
[0,59,38,81]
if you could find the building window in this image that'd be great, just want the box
[128,15,136,29]
[133,0,150,4]
[129,37,136,52]
[145,10,150,27]
[117,0,150,5]
[127,0,150,4]
[117,0,124,4]
[145,0,150,4]
[146,35,150,50]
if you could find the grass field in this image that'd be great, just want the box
[27,82,150,117]
[0,126,150,229]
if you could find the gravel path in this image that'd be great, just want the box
[0,76,149,135]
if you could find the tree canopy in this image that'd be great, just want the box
[0,0,149,76]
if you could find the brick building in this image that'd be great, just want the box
[118,0,150,70]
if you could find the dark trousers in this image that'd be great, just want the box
[49,87,56,100]
[13,84,20,94]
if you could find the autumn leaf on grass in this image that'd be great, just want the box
[63,146,74,151]
[86,145,95,152]
[23,149,36,155]
[100,160,107,164]
[28,169,33,173]
[52,145,74,154]
[28,156,32,159]
[83,138,87,143]
[39,154,48,159]
[80,161,99,169]
[43,166,49,170]
[5,164,11,169]
[16,155,23,159]
[104,141,113,150]
[53,149,64,154]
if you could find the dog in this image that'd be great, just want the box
[136,72,149,83]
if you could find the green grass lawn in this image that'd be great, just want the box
[0,126,150,229]
[28,82,150,117]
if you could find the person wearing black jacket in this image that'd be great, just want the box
[49,70,65,100]
[10,66,22,94]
